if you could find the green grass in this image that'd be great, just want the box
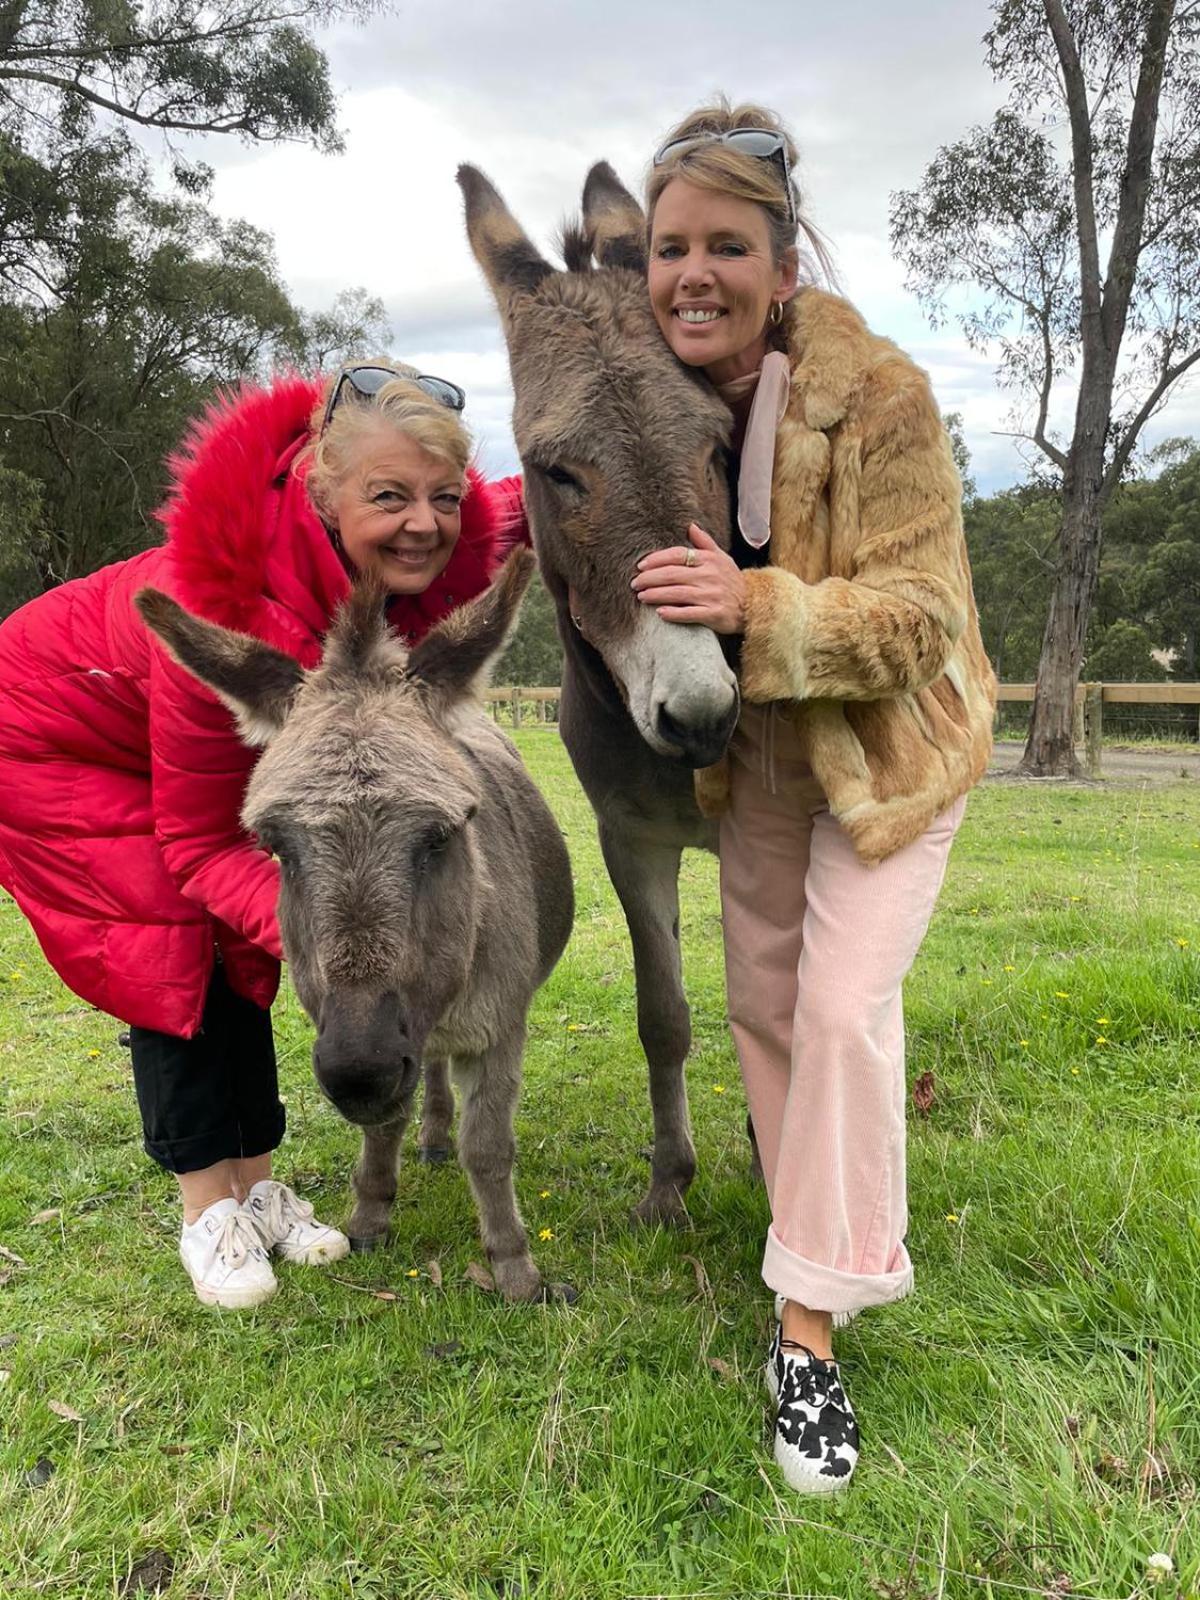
[2,737,1199,1600]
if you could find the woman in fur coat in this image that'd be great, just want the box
[0,362,527,1309]
[631,102,996,1493]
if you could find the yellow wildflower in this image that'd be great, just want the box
[1054,991,1070,999]
[538,1189,551,1200]
[712,1083,727,1095]
[406,1269,419,1278]
[538,1228,554,1241]
[945,1213,959,1225]
[86,1049,100,1060]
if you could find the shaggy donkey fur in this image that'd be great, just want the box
[460,162,742,1225]
[137,551,574,1302]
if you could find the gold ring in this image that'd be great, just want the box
[684,549,697,568]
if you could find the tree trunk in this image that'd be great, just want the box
[1018,442,1106,776]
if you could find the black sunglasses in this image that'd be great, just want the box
[321,364,467,435]
[653,127,797,227]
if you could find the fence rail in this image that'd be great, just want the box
[487,683,1200,773]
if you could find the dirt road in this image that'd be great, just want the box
[990,740,1199,783]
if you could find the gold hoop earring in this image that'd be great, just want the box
[769,300,785,327]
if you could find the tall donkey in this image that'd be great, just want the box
[138,551,575,1302]
[459,163,740,1226]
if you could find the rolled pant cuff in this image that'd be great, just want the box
[762,1226,913,1317]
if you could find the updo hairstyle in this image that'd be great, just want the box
[645,98,833,284]
[301,360,473,523]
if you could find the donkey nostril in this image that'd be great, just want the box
[656,704,689,751]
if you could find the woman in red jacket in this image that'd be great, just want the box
[0,362,527,1309]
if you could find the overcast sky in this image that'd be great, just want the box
[183,0,1198,495]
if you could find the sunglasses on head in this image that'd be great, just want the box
[653,127,797,227]
[321,364,467,435]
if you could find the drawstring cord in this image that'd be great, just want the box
[760,702,779,796]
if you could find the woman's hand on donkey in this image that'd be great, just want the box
[632,523,746,635]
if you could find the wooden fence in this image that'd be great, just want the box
[487,683,1200,775]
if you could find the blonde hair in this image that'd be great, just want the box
[646,98,835,286]
[300,359,472,522]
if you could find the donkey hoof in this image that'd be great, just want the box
[348,1233,387,1253]
[539,1281,579,1305]
[630,1195,691,1230]
[417,1146,452,1166]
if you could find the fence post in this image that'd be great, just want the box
[1083,682,1103,777]
[510,687,522,729]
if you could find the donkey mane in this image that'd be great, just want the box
[324,575,408,684]
[560,221,595,274]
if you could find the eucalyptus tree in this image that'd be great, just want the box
[892,0,1200,774]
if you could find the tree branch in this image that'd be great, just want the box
[1102,344,1200,499]
[1101,0,1177,352]
[991,429,1069,472]
[1043,0,1104,344]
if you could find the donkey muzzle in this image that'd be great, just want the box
[313,989,421,1124]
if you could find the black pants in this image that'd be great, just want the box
[130,965,286,1174]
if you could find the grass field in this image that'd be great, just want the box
[2,734,1199,1600]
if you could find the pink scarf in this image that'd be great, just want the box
[716,349,791,550]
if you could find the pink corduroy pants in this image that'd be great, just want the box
[719,703,965,1319]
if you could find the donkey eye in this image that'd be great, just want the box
[542,464,585,494]
[415,823,455,870]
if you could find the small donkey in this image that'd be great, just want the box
[137,550,574,1302]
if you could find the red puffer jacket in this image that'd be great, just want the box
[0,376,527,1037]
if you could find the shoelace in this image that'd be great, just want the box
[258,1183,314,1243]
[213,1208,263,1270]
[777,1341,846,1413]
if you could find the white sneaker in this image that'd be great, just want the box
[180,1198,277,1309]
[245,1180,350,1266]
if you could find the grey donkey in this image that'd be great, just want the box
[459,162,744,1227]
[137,550,575,1301]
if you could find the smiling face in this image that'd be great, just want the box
[648,177,797,385]
[331,429,464,596]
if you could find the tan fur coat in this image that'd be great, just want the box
[695,287,997,863]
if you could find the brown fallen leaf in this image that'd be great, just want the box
[158,1445,189,1456]
[911,1070,936,1117]
[706,1356,734,1382]
[0,1245,26,1266]
[29,1208,61,1226]
[119,1548,174,1596]
[48,1399,83,1423]
[425,1258,443,1288]
[681,1254,711,1297]
[463,1261,495,1292]
[372,1289,398,1302]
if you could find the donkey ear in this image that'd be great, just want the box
[136,588,303,747]
[407,548,536,707]
[457,165,554,316]
[582,161,647,273]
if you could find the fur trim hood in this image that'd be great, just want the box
[157,375,502,644]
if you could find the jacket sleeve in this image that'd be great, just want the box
[148,636,284,959]
[486,475,532,559]
[737,368,968,705]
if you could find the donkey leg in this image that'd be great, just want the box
[598,826,696,1227]
[417,1056,454,1164]
[453,1034,542,1303]
[348,1105,412,1250]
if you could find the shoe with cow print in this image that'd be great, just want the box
[245,1180,351,1267]
[766,1325,859,1493]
